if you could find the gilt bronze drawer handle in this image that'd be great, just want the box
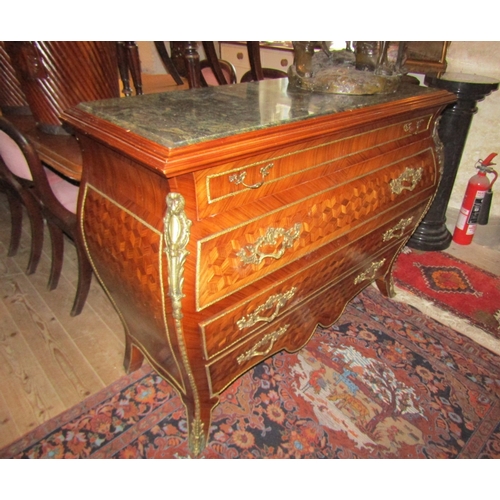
[237,223,302,265]
[390,167,423,195]
[237,325,289,365]
[228,162,274,189]
[236,287,297,330]
[354,259,386,285]
[382,217,414,241]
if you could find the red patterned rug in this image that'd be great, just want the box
[2,285,500,459]
[393,249,500,339]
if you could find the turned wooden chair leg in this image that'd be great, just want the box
[125,42,143,95]
[116,42,132,97]
[47,221,64,290]
[70,238,92,317]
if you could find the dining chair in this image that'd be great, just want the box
[154,41,185,86]
[166,42,236,89]
[200,42,235,86]
[0,168,42,267]
[0,128,44,274]
[4,42,119,135]
[240,41,288,82]
[0,117,92,316]
[200,59,237,86]
[117,42,144,96]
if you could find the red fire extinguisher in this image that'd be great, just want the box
[452,152,498,245]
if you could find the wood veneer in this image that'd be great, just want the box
[62,80,455,453]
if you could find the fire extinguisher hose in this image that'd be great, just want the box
[477,154,498,225]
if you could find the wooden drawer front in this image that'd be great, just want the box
[194,114,433,219]
[205,247,397,396]
[200,199,430,359]
[196,147,437,310]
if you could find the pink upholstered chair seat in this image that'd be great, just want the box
[200,59,237,87]
[1,129,78,214]
[201,65,235,86]
[0,129,32,179]
[44,167,78,214]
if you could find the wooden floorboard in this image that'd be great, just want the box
[0,387,19,448]
[0,192,125,448]
[0,297,66,447]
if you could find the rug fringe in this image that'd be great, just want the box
[392,285,500,356]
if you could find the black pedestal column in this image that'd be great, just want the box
[407,73,499,251]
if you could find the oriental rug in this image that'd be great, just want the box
[393,248,500,340]
[2,285,500,459]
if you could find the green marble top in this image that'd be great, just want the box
[77,78,440,149]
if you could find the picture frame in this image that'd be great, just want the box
[404,41,450,75]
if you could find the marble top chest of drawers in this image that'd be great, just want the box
[63,79,455,454]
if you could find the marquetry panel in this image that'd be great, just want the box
[83,190,162,298]
[195,113,433,218]
[81,185,185,391]
[196,147,437,309]
[200,199,429,359]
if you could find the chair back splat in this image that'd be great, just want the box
[154,42,184,86]
[240,41,288,82]
[166,42,237,89]
[4,42,119,135]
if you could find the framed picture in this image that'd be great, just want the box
[405,42,450,75]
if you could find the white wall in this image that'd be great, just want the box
[136,42,165,74]
[445,42,500,217]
